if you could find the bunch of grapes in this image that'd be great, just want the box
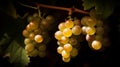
[55,18,84,62]
[22,13,54,58]
[81,16,110,50]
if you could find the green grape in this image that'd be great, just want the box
[74,19,81,25]
[57,41,64,46]
[34,29,42,35]
[86,34,95,42]
[63,28,72,37]
[81,26,87,35]
[46,15,54,24]
[69,37,78,46]
[26,24,32,32]
[29,22,38,30]
[72,25,82,35]
[29,49,39,57]
[58,22,66,31]
[81,16,89,25]
[34,35,43,43]
[86,26,96,35]
[70,47,78,58]
[29,32,35,40]
[95,35,103,41]
[57,46,64,54]
[38,51,46,58]
[38,44,46,51]
[62,50,70,58]
[60,36,69,44]
[25,43,34,52]
[24,38,31,45]
[62,57,70,62]
[33,13,39,18]
[41,19,50,29]
[85,17,96,27]
[96,26,104,35]
[91,40,102,50]
[22,29,30,37]
[96,20,103,26]
[63,43,72,52]
[54,31,63,40]
[65,20,74,28]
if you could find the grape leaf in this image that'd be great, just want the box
[94,0,115,19]
[82,0,116,19]
[5,40,29,67]
[82,0,95,10]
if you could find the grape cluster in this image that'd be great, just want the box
[55,16,110,62]
[81,16,109,50]
[22,13,54,58]
[55,18,83,62]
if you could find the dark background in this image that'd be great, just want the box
[0,0,120,67]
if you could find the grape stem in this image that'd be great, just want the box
[19,2,89,15]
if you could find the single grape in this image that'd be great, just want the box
[65,20,74,28]
[46,15,54,24]
[54,31,63,40]
[63,43,73,52]
[63,28,72,37]
[70,47,78,58]
[57,46,64,54]
[58,22,66,31]
[86,26,96,35]
[34,35,43,43]
[91,40,102,50]
[22,29,30,37]
[72,25,82,35]
[62,57,70,62]
[25,43,34,52]
[24,38,31,45]
[62,50,70,58]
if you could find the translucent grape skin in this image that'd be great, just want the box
[34,35,43,43]
[86,26,96,35]
[72,25,82,35]
[65,20,74,28]
[91,40,102,50]
[63,28,72,37]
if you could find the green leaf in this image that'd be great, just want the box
[5,40,29,67]
[95,0,115,19]
[82,0,95,10]
[82,0,116,19]
[0,33,13,55]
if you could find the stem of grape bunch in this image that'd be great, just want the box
[19,2,89,15]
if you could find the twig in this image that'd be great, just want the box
[19,2,89,15]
